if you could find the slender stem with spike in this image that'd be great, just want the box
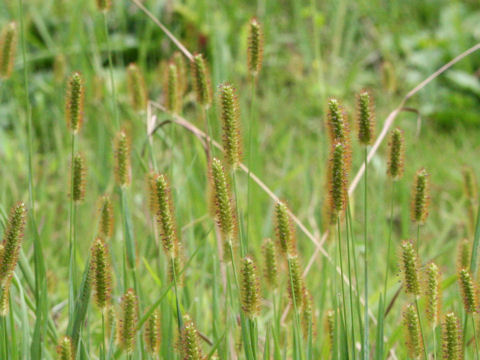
[363,147,369,359]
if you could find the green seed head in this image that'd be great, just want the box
[240,256,261,318]
[262,238,278,288]
[247,17,263,76]
[424,262,440,324]
[399,241,420,296]
[387,128,405,180]
[403,303,423,359]
[127,63,147,111]
[218,83,242,169]
[114,130,131,187]
[442,312,462,360]
[0,202,27,286]
[457,239,470,272]
[325,310,335,355]
[287,255,304,308]
[144,309,161,355]
[165,62,180,114]
[411,168,430,224]
[118,288,138,353]
[180,314,204,360]
[462,166,478,201]
[56,336,74,360]
[90,238,112,309]
[326,98,350,145]
[98,195,114,239]
[275,201,296,256]
[328,142,349,218]
[0,22,17,79]
[356,90,375,145]
[96,0,112,12]
[0,282,10,317]
[458,269,477,314]
[301,287,315,340]
[65,72,85,134]
[191,53,212,108]
[72,153,86,202]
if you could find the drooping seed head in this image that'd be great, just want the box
[0,202,27,285]
[98,195,114,239]
[240,256,261,318]
[172,51,188,95]
[327,142,349,218]
[71,153,86,202]
[179,314,204,360]
[164,62,180,114]
[144,309,161,355]
[118,288,138,353]
[411,168,430,224]
[90,238,112,309]
[403,303,423,359]
[387,128,405,180]
[96,0,112,12]
[424,262,440,324]
[442,312,462,360]
[218,83,242,169]
[301,287,316,340]
[275,201,296,256]
[326,98,350,145]
[127,63,147,111]
[247,17,263,76]
[457,239,470,272]
[287,255,304,308]
[458,268,477,314]
[462,166,477,201]
[152,173,179,255]
[262,238,278,288]
[356,90,375,145]
[325,310,335,355]
[57,336,74,360]
[0,22,17,79]
[191,53,212,108]
[65,72,85,134]
[114,130,131,187]
[399,241,420,296]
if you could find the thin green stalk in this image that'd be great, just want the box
[103,12,120,130]
[245,77,257,252]
[344,213,356,359]
[383,181,395,300]
[68,133,77,323]
[170,254,182,331]
[363,147,369,360]
[414,297,428,360]
[472,316,479,359]
[231,171,246,256]
[101,311,106,360]
[432,323,437,360]
[337,216,350,358]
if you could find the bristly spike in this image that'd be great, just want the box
[118,288,138,353]
[144,309,161,355]
[0,22,17,79]
[179,314,204,360]
[0,202,27,286]
[114,130,131,187]
[326,98,350,146]
[90,238,112,309]
[247,17,263,76]
[325,310,335,356]
[403,303,423,359]
[457,238,471,272]
[274,201,296,256]
[458,268,477,314]
[65,72,85,134]
[165,61,180,114]
[301,287,316,340]
[424,262,440,324]
[463,166,478,201]
[96,0,112,12]
[287,255,304,308]
[71,153,87,202]
[98,195,114,239]
[240,255,261,318]
[218,83,242,169]
[411,168,430,224]
[399,241,420,296]
[387,128,405,180]
[356,89,375,145]
[57,336,74,360]
[127,63,147,111]
[262,238,278,288]
[441,312,462,360]
[327,142,349,218]
[191,53,212,109]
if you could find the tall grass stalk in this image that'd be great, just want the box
[336,216,350,358]
[414,297,428,359]
[245,78,256,252]
[363,147,369,359]
[343,213,356,359]
[68,133,77,323]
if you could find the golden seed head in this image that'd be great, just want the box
[442,312,462,360]
[57,336,75,360]
[458,268,477,314]
[247,17,263,76]
[191,53,212,108]
[71,153,87,202]
[0,22,17,79]
[274,201,296,256]
[240,255,261,318]
[403,303,423,359]
[165,62,181,114]
[457,239,470,272]
[65,72,85,134]
[262,238,278,288]
[424,262,440,324]
[356,89,375,145]
[287,255,304,308]
[218,83,242,169]
[90,238,112,309]
[127,63,147,111]
[98,195,114,239]
[118,288,138,353]
[327,142,349,218]
[144,309,161,355]
[387,128,405,180]
[180,314,204,360]
[399,241,420,296]
[411,168,430,224]
[114,130,131,187]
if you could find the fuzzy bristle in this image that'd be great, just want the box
[287,255,304,308]
[441,312,462,360]
[144,309,161,355]
[411,168,430,224]
[0,281,11,316]
[262,238,278,288]
[387,128,405,180]
[114,130,131,187]
[71,153,87,202]
[458,268,477,314]
[356,90,375,145]
[327,142,349,218]
[0,22,17,79]
[326,98,350,146]
[325,310,335,355]
[247,17,263,76]
[191,53,212,108]
[399,241,420,296]
[457,239,470,272]
[65,72,85,134]
[274,201,296,256]
[301,287,316,340]
[90,238,112,309]
[424,262,440,324]
[98,195,114,239]
[240,255,261,317]
[218,83,242,169]
[403,303,423,359]
[127,63,147,111]
[57,336,74,360]
[118,288,138,353]
[179,314,204,360]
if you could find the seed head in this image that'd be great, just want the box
[403,303,423,359]
[179,314,204,360]
[191,53,212,108]
[327,142,349,218]
[144,309,161,355]
[118,288,138,353]
[90,238,112,309]
[301,287,316,340]
[0,22,17,79]
[71,153,86,202]
[326,98,350,146]
[240,256,261,318]
[262,238,278,288]
[114,130,131,187]
[57,336,74,360]
[0,202,27,285]
[287,255,304,307]
[172,51,188,95]
[424,262,440,324]
[387,128,405,180]
[218,83,242,169]
[65,72,85,134]
[411,168,430,224]
[0,282,10,317]
[442,312,462,360]
[165,62,180,114]
[458,269,477,314]
[462,166,477,201]
[98,195,114,239]
[274,201,296,256]
[399,241,420,296]
[356,90,375,145]
[96,0,112,12]
[325,310,335,355]
[457,239,470,272]
[247,18,263,76]
[127,63,147,111]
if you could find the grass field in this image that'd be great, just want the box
[0,0,480,359]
